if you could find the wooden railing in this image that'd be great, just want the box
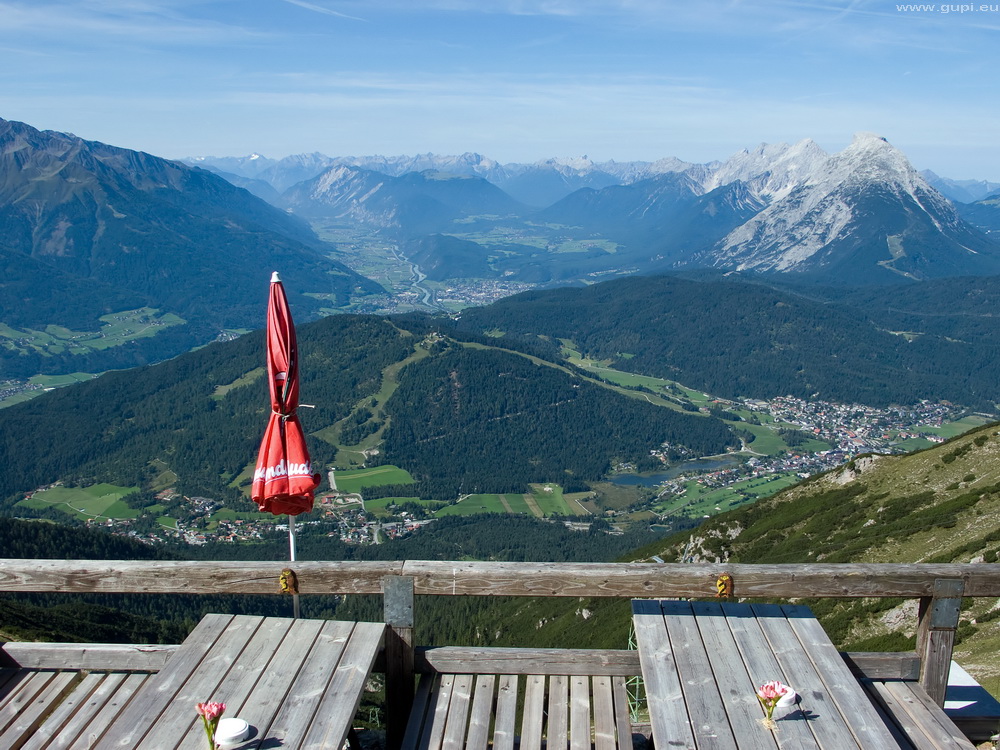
[3,560,999,746]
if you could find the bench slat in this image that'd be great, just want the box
[402,674,437,750]
[0,671,78,750]
[521,675,545,750]
[592,675,616,750]
[442,674,473,750]
[569,675,591,750]
[493,674,519,750]
[548,674,569,750]
[466,675,495,750]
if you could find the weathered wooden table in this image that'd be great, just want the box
[94,613,385,750]
[632,600,905,749]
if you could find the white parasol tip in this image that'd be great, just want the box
[270,271,281,283]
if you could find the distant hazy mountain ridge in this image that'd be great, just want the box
[188,133,1000,286]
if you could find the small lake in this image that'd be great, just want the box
[610,456,741,487]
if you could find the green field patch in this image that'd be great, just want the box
[19,483,140,520]
[365,496,435,517]
[655,472,802,518]
[102,500,141,519]
[893,437,935,452]
[529,484,574,516]
[212,367,264,400]
[503,493,531,514]
[436,494,509,516]
[148,460,178,492]
[211,507,273,522]
[920,415,994,440]
[157,516,178,529]
[564,492,596,515]
[0,308,185,357]
[332,466,415,494]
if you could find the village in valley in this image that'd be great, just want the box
[23,392,980,550]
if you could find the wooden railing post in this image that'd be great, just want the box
[916,577,964,705]
[383,574,415,750]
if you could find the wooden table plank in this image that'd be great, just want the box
[611,676,631,750]
[662,600,739,749]
[135,614,262,750]
[881,681,975,749]
[237,616,326,747]
[426,672,456,750]
[402,673,437,750]
[21,671,112,750]
[780,604,901,750]
[0,671,57,735]
[699,603,819,750]
[173,615,294,749]
[94,612,233,749]
[492,674,519,750]
[261,619,355,749]
[749,603,861,750]
[48,614,383,750]
[465,674,496,750]
[548,674,569,750]
[691,602,778,750]
[631,599,697,749]
[299,620,385,750]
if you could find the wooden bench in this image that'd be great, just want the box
[402,647,641,750]
[862,680,977,750]
[0,642,174,750]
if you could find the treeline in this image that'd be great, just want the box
[452,273,1000,408]
[0,517,172,560]
[378,345,736,497]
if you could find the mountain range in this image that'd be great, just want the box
[0,117,382,378]
[189,133,1000,286]
[4,114,1000,386]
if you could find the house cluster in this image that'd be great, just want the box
[737,395,965,453]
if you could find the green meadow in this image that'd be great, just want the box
[654,472,803,518]
[332,466,415,494]
[0,308,184,358]
[19,483,141,520]
[434,487,579,518]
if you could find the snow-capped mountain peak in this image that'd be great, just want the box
[703,138,829,201]
[694,132,997,281]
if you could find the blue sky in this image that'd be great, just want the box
[1,0,998,178]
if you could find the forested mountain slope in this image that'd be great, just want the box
[452,273,1000,408]
[0,313,735,509]
[0,117,381,378]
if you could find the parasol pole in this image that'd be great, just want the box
[288,514,300,619]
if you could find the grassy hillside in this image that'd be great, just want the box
[622,422,1000,695]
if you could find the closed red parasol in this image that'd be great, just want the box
[252,272,321,517]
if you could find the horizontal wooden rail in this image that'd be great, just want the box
[2,559,1000,598]
[414,646,921,681]
[0,642,178,671]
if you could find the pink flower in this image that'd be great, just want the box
[196,702,226,721]
[756,681,791,723]
[196,701,227,749]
